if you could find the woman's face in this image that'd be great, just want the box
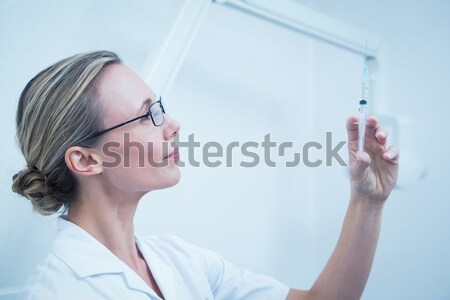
[95,63,181,194]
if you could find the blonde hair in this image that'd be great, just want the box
[12,51,121,215]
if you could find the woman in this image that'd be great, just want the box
[12,51,399,300]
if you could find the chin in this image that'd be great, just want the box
[164,168,181,188]
[141,165,181,191]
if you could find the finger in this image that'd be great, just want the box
[375,126,389,145]
[383,145,399,163]
[346,116,359,143]
[365,116,379,139]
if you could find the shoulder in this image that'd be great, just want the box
[21,253,81,300]
[138,233,202,258]
[139,233,188,246]
[138,234,233,275]
[139,235,290,300]
[138,233,224,272]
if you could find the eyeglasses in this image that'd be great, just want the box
[92,96,166,138]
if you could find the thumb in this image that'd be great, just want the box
[351,151,371,180]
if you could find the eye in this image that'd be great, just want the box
[141,113,151,122]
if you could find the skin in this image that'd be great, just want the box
[65,64,399,300]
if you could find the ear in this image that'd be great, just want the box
[65,146,103,176]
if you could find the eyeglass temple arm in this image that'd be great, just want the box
[92,112,149,138]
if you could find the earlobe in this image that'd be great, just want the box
[65,146,103,176]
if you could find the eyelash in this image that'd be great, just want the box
[141,113,151,122]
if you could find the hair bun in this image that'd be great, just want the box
[12,166,47,198]
[12,167,62,215]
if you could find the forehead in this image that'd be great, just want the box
[96,64,156,123]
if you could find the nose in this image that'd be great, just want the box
[163,114,180,141]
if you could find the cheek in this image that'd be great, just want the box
[100,136,164,169]
[121,133,166,168]
[100,133,179,191]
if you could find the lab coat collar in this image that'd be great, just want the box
[52,216,180,300]
[52,216,124,278]
[135,235,179,300]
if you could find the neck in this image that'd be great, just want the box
[67,185,143,266]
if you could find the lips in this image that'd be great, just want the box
[164,148,179,159]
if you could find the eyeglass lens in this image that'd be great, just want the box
[149,100,164,126]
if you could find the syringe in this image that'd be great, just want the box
[358,61,369,152]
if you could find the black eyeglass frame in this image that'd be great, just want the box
[92,96,165,138]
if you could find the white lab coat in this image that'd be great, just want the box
[22,216,290,300]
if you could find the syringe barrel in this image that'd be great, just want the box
[358,100,368,117]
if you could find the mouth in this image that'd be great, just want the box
[164,147,179,160]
